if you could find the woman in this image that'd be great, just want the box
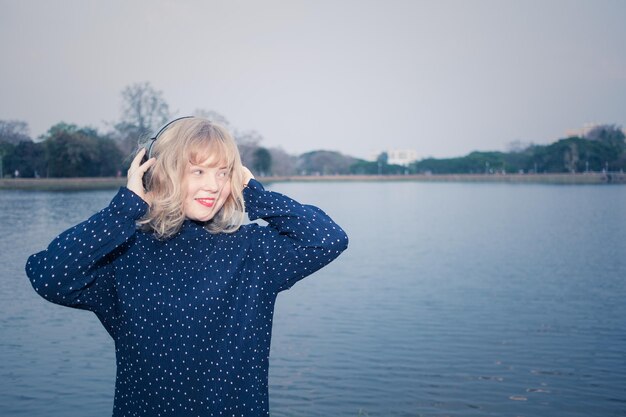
[26,117,348,417]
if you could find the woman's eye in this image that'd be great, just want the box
[192,169,203,175]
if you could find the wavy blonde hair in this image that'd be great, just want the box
[137,117,246,239]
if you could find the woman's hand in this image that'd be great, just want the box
[127,148,156,205]
[241,166,255,187]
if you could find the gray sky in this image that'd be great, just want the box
[1,0,625,159]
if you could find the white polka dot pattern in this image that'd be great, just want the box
[25,179,348,417]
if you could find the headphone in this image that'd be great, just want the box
[142,116,194,164]
[141,116,194,189]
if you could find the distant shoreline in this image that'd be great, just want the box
[1,172,624,191]
[263,172,626,185]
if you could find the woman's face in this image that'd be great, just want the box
[182,158,232,222]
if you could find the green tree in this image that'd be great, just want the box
[4,141,46,177]
[0,119,35,177]
[44,123,123,177]
[376,151,388,165]
[95,137,125,176]
[0,142,15,178]
[529,137,617,173]
[350,159,408,175]
[252,147,272,176]
[412,151,518,174]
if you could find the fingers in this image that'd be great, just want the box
[131,148,147,169]
[129,149,155,176]
[141,156,157,172]
[126,148,156,203]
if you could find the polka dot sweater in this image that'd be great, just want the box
[26,179,348,417]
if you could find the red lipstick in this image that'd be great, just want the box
[195,198,215,208]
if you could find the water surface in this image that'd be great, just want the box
[1,182,624,416]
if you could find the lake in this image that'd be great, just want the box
[1,181,625,417]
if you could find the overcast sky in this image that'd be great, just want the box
[1,0,625,159]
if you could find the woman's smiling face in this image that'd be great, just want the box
[182,158,231,222]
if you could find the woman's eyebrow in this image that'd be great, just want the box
[190,162,230,169]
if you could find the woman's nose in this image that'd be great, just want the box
[202,175,219,192]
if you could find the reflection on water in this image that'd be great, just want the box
[1,183,625,417]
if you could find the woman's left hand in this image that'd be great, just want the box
[241,166,255,187]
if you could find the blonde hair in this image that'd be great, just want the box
[137,117,246,239]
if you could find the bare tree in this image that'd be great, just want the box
[193,109,230,128]
[269,147,297,176]
[298,150,357,175]
[585,124,625,148]
[113,82,171,154]
[120,82,171,134]
[0,120,31,144]
[235,130,264,168]
[507,139,532,153]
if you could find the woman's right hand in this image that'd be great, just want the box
[127,148,156,205]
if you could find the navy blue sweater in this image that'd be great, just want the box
[26,179,348,417]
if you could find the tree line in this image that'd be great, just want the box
[300,124,626,175]
[0,83,291,178]
[296,124,626,176]
[410,125,626,175]
[1,82,624,177]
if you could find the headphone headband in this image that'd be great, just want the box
[146,116,194,158]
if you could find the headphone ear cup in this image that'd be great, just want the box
[141,146,152,190]
[142,165,152,191]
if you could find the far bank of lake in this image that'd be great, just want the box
[0,172,625,191]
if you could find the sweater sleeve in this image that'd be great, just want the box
[243,179,349,292]
[25,187,148,316]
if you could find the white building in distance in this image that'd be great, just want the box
[369,149,420,166]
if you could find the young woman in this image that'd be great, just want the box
[26,117,348,417]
